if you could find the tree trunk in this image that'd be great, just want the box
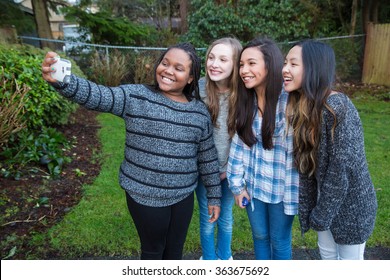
[168,0,172,31]
[350,0,358,35]
[31,0,55,50]
[372,0,379,23]
[335,1,346,32]
[362,0,372,34]
[179,0,188,34]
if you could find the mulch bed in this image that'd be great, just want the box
[0,107,102,259]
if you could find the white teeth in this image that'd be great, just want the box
[242,77,253,81]
[284,77,292,81]
[162,77,174,82]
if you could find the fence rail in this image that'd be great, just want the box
[18,34,367,84]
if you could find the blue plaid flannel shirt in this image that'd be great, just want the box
[227,90,299,215]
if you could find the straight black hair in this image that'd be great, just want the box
[235,37,284,149]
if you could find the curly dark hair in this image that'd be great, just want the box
[153,42,201,101]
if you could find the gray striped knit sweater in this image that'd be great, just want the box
[299,93,377,245]
[54,75,222,207]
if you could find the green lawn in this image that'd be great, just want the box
[39,91,390,258]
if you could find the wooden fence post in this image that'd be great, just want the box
[362,23,390,86]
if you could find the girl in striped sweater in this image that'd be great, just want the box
[41,43,222,260]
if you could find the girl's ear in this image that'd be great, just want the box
[188,75,194,84]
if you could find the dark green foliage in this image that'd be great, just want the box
[0,44,77,129]
[63,7,154,46]
[0,127,72,179]
[183,0,314,47]
[0,43,84,178]
[328,37,364,81]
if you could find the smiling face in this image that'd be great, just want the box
[239,47,268,93]
[156,48,193,100]
[283,45,304,93]
[206,43,234,83]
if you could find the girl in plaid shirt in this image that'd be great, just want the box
[227,37,299,260]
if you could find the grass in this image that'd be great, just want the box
[39,88,389,258]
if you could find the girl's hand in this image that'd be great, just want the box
[234,190,250,209]
[208,205,220,223]
[41,51,59,83]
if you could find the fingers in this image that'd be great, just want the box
[41,52,59,82]
[208,205,221,223]
[235,191,250,209]
[234,195,242,207]
[42,51,58,67]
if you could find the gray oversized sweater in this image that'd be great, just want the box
[299,93,377,245]
[54,75,222,207]
[198,78,231,174]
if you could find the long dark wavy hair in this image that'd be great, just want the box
[286,40,337,176]
[152,42,202,101]
[235,37,284,149]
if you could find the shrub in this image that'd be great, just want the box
[0,67,29,146]
[183,0,312,47]
[89,49,129,86]
[0,43,78,129]
[0,127,72,180]
[0,43,85,179]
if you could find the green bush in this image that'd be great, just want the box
[0,127,72,180]
[328,37,363,81]
[0,43,80,129]
[183,0,312,47]
[0,43,85,179]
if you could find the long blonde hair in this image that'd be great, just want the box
[205,37,242,137]
[286,40,337,177]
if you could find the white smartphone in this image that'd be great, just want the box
[51,57,72,83]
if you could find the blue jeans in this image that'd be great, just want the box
[195,178,234,260]
[246,198,294,260]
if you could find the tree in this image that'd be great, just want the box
[0,0,36,35]
[31,0,54,49]
[7,0,68,50]
[64,6,154,45]
[363,0,379,34]
[350,0,358,35]
[184,0,313,47]
[179,0,188,34]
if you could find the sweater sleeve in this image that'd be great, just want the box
[309,96,349,231]
[298,173,318,234]
[198,118,222,207]
[52,74,128,117]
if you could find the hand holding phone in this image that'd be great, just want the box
[51,57,72,83]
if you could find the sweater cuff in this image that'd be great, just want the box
[309,212,329,232]
[49,81,68,90]
[207,198,221,207]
